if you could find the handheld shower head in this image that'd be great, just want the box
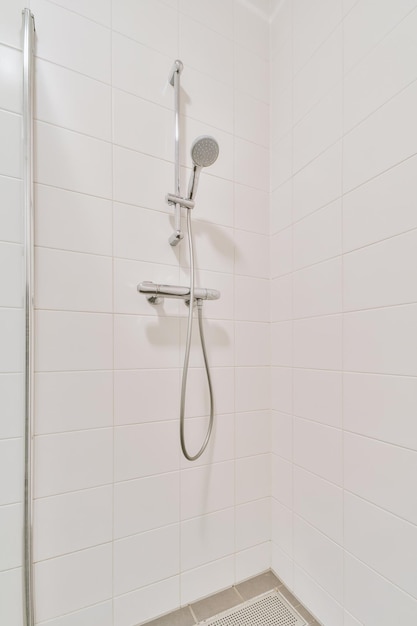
[191,135,219,168]
[187,135,219,201]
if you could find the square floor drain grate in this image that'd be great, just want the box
[200,590,308,626]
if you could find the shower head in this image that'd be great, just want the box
[191,135,219,168]
[187,135,219,201]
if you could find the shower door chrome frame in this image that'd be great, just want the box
[22,8,35,626]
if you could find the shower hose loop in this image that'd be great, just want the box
[180,208,214,461]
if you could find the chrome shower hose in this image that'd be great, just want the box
[180,208,214,461]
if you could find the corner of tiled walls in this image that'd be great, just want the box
[4,0,417,624]
[270,1,417,625]
[19,1,271,625]
[0,2,26,624]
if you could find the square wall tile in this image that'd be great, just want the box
[343,372,417,451]
[293,315,342,371]
[114,421,179,481]
[236,411,270,458]
[112,0,178,58]
[271,498,292,556]
[344,432,417,526]
[344,492,417,599]
[35,185,112,256]
[0,0,26,48]
[0,503,22,571]
[181,66,234,135]
[181,556,234,606]
[235,322,270,367]
[235,45,269,104]
[114,314,180,370]
[114,525,179,596]
[235,0,269,60]
[293,257,342,319]
[0,374,23,440]
[180,13,233,86]
[35,371,113,435]
[271,367,292,415]
[31,0,111,82]
[112,32,173,110]
[293,0,342,73]
[46,0,111,26]
[0,309,23,373]
[236,542,271,583]
[114,369,180,426]
[344,305,417,376]
[293,369,342,428]
[271,454,292,508]
[114,577,180,626]
[35,544,112,623]
[181,367,234,418]
[236,454,271,504]
[343,154,417,253]
[34,429,113,498]
[35,311,113,372]
[0,46,22,118]
[293,418,343,486]
[35,122,112,199]
[0,176,22,244]
[35,248,112,313]
[293,565,343,626]
[181,461,234,521]
[236,367,270,412]
[35,59,111,140]
[294,466,343,544]
[0,569,23,626]
[344,553,417,626]
[293,200,342,271]
[181,508,234,571]
[180,414,234,469]
[34,486,113,561]
[271,411,292,461]
[0,110,21,179]
[0,439,23,505]
[293,141,342,222]
[235,276,270,323]
[179,0,234,39]
[115,473,179,539]
[235,184,269,236]
[0,243,23,308]
[236,498,271,551]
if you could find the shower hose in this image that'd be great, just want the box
[180,208,214,461]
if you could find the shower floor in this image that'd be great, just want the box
[141,570,320,626]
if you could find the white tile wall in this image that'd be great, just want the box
[181,557,234,606]
[270,2,417,624]
[0,9,24,625]
[114,525,180,596]
[35,544,113,622]
[181,508,234,571]
[3,1,416,624]
[293,516,343,603]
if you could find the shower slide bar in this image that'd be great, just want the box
[138,280,220,305]
[168,59,184,246]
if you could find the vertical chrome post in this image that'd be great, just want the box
[22,8,35,626]
[168,59,184,246]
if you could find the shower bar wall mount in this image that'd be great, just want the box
[138,281,220,306]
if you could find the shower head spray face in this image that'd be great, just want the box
[187,135,219,201]
[191,135,219,168]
